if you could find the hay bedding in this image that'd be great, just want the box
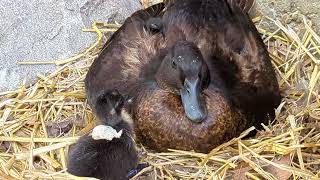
[1,1,320,179]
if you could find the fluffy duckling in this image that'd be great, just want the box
[67,90,139,180]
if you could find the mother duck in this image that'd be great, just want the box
[85,0,281,153]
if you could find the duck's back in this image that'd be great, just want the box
[85,3,166,108]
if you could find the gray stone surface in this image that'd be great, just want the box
[0,0,142,92]
[256,0,320,34]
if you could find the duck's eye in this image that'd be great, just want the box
[172,60,177,69]
[145,18,162,34]
[149,23,160,33]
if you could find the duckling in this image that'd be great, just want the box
[67,90,139,180]
[85,0,281,153]
[94,89,133,126]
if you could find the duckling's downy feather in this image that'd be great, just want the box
[67,91,138,180]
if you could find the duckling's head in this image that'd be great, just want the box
[95,90,132,126]
[156,40,210,122]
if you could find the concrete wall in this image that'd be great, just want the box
[0,0,142,92]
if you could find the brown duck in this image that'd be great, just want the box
[85,0,281,153]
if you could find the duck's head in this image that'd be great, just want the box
[95,90,133,126]
[156,41,210,122]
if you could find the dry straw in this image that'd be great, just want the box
[1,1,320,180]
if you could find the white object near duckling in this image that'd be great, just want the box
[91,125,123,141]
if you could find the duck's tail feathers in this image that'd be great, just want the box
[227,0,257,17]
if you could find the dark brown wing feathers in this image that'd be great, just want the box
[85,3,166,110]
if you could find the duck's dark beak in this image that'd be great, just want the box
[180,78,206,123]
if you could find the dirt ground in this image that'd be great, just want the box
[257,0,320,34]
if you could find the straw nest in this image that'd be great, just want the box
[1,1,320,180]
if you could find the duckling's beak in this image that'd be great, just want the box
[180,78,206,123]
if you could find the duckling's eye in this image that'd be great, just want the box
[172,60,177,69]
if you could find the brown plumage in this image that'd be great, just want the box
[85,0,281,153]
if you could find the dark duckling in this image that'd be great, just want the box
[67,90,140,180]
[85,0,281,153]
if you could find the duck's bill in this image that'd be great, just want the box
[180,78,206,123]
